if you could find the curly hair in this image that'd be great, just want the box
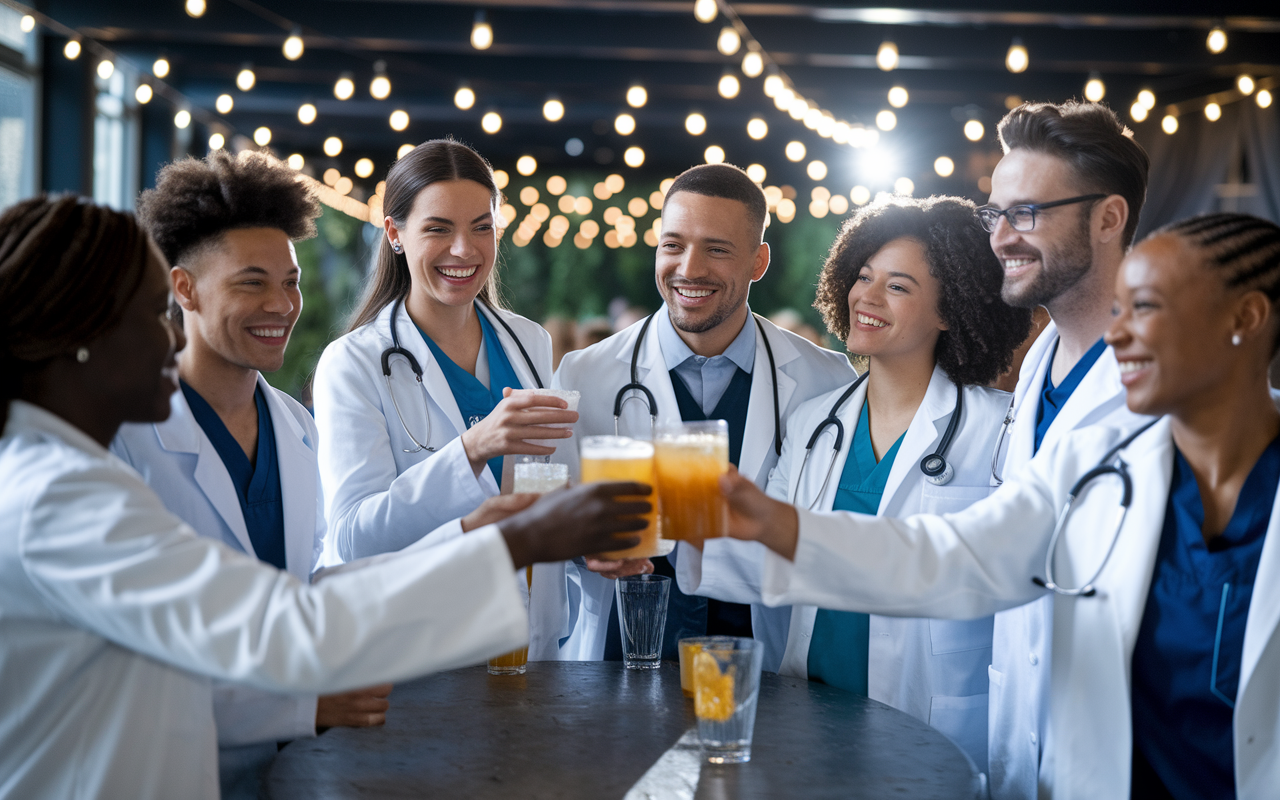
[137,149,320,268]
[813,195,1032,386]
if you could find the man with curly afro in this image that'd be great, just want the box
[109,150,392,798]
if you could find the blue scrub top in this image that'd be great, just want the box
[808,401,905,694]
[1131,435,1279,799]
[181,380,287,570]
[417,305,523,486]
[1033,337,1106,454]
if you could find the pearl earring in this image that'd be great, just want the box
[1232,334,1242,346]
[76,347,90,363]
[392,241,403,254]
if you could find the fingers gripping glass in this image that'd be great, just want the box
[975,194,1107,233]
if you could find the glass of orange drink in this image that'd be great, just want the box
[654,420,730,548]
[579,435,659,559]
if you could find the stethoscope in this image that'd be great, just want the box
[612,312,782,457]
[790,370,964,510]
[381,297,544,453]
[990,395,1016,485]
[1031,417,1160,597]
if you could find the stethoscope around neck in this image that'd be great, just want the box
[790,370,964,510]
[380,297,544,453]
[612,312,783,457]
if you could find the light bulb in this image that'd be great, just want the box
[135,84,153,104]
[1130,102,1148,123]
[517,156,537,176]
[1259,89,1273,109]
[1161,115,1178,134]
[934,156,954,177]
[685,112,706,135]
[1204,102,1222,121]
[19,15,34,32]
[614,113,636,135]
[97,60,114,80]
[481,111,502,133]
[717,27,741,56]
[543,98,564,121]
[803,107,822,129]
[370,75,391,100]
[471,14,493,50]
[253,126,271,146]
[785,140,805,162]
[214,93,232,114]
[288,154,304,170]
[236,68,256,92]
[741,50,763,78]
[389,109,410,131]
[876,110,897,131]
[894,177,914,195]
[1084,77,1105,103]
[398,144,415,159]
[355,158,375,178]
[1006,41,1028,73]
[877,41,898,71]
[1138,89,1156,109]
[746,164,766,183]
[63,40,80,60]
[623,146,645,168]
[704,145,725,164]
[324,136,343,156]
[746,117,768,140]
[1237,75,1255,95]
[887,86,908,108]
[153,57,170,78]
[763,75,784,98]
[185,0,206,18]
[807,160,827,181]
[283,31,304,61]
[174,109,191,129]
[964,119,985,141]
[208,132,225,150]
[694,0,717,23]
[334,75,355,100]
[626,85,647,108]
[718,74,740,99]
[1207,27,1227,54]
[455,86,476,110]
[297,103,317,124]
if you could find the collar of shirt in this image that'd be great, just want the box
[656,305,756,416]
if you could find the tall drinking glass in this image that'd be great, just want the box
[678,636,736,697]
[654,420,730,547]
[580,435,659,558]
[692,638,764,764]
[615,574,671,670]
[509,388,580,451]
[488,459,569,676]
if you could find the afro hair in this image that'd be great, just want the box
[137,149,320,267]
[814,195,1033,386]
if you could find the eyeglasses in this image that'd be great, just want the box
[975,194,1107,233]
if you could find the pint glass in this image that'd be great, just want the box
[654,420,729,547]
[579,435,659,559]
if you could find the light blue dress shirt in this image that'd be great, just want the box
[656,306,756,416]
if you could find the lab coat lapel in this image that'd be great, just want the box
[1040,346,1127,451]
[1240,479,1280,702]
[1004,325,1057,477]
[154,390,255,556]
[739,317,798,485]
[879,366,953,511]
[257,376,315,582]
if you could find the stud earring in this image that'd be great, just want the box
[76,347,90,363]
[1232,334,1242,346]
[391,241,403,254]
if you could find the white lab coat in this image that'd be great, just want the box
[551,308,855,662]
[678,365,1006,769]
[759,417,1280,800]
[987,322,1148,800]
[313,300,572,661]
[111,376,325,793]
[0,400,527,800]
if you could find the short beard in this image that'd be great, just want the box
[669,301,736,334]
[1002,213,1094,309]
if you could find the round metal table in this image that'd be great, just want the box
[267,661,981,799]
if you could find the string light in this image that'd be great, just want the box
[785,140,805,161]
[370,62,391,100]
[851,186,871,205]
[717,27,741,56]
[1204,102,1222,121]
[685,113,707,135]
[704,145,725,164]
[803,107,821,129]
[208,132,225,150]
[742,50,764,78]
[694,0,718,23]
[1259,89,1274,109]
[288,154,304,170]
[455,85,476,110]
[934,156,954,177]
[876,41,898,71]
[390,109,410,131]
[615,113,636,135]
[718,74,740,99]
[185,0,206,18]
[298,103,317,124]
[964,119,985,141]
[517,156,538,176]
[807,160,827,180]
[894,177,914,195]
[876,110,897,131]
[887,86,908,108]
[623,146,645,167]
[481,111,502,133]
[543,98,564,121]
[1206,26,1227,54]
[334,74,355,100]
[63,40,80,60]
[746,163,766,183]
[19,15,35,32]
[626,85,647,108]
[546,175,567,195]
[763,75,784,97]
[96,59,114,80]
[1138,89,1156,110]
[253,127,272,146]
[153,57,170,78]
[236,66,256,92]
[1237,75,1255,95]
[1084,76,1105,102]
[215,93,233,114]
[135,84,153,104]
[324,136,343,156]
[747,117,768,140]
[355,158,375,178]
[398,143,415,159]
[1161,114,1178,134]
[1006,40,1028,73]
[174,109,191,129]
[283,29,304,61]
[471,11,493,50]
[1130,102,1148,123]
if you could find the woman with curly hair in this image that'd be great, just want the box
[759,194,1030,772]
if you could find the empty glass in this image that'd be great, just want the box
[615,574,671,670]
[691,638,764,764]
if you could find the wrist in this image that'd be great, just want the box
[762,500,799,560]
[459,428,487,476]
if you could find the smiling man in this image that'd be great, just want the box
[110,151,392,799]
[552,163,854,666]
[976,101,1153,800]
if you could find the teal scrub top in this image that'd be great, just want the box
[807,401,905,694]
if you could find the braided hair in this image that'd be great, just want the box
[0,196,151,429]
[1154,213,1280,351]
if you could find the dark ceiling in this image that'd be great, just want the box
[29,0,1280,198]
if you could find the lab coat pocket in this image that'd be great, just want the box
[928,693,989,772]
[929,616,994,655]
[919,484,991,515]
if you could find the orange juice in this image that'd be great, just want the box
[678,636,736,697]
[580,436,658,559]
[654,422,729,547]
[488,646,529,674]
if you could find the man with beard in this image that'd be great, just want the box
[979,101,1151,800]
[552,164,854,665]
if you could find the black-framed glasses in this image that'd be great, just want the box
[975,194,1107,233]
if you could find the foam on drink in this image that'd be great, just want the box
[579,436,658,559]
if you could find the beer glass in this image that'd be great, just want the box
[654,420,730,547]
[579,435,659,559]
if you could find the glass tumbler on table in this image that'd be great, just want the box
[579,435,659,559]
[615,574,671,670]
[654,420,730,548]
[488,458,569,676]
[692,637,764,764]
[678,636,736,697]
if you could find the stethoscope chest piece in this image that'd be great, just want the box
[920,453,955,486]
